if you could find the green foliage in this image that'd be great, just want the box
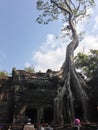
[36,0,95,40]
[36,0,95,24]
[24,66,35,73]
[75,49,98,79]
[36,1,59,24]
[0,71,9,77]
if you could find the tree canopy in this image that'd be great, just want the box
[36,0,95,38]
[75,49,98,79]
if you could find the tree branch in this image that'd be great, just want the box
[51,0,71,15]
[51,0,76,34]
[64,0,73,15]
[75,5,86,18]
[76,2,80,13]
[70,0,76,9]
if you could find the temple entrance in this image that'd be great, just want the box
[25,108,37,123]
[74,102,82,120]
[44,107,53,123]
[75,106,82,119]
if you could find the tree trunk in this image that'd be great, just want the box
[53,8,89,124]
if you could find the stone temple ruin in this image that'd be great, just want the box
[0,68,98,125]
[0,68,59,125]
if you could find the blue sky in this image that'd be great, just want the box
[0,0,98,73]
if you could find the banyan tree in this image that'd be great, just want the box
[36,0,95,124]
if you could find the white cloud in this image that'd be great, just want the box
[32,34,65,72]
[32,33,98,72]
[93,16,98,30]
[75,35,98,54]
[40,34,57,51]
[25,62,31,68]
[76,12,93,34]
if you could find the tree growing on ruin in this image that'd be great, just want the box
[24,66,35,73]
[0,71,9,77]
[36,0,95,124]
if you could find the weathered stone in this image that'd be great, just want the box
[0,69,59,124]
[0,68,98,125]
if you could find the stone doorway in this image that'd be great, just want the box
[44,107,53,123]
[74,106,82,120]
[25,108,37,123]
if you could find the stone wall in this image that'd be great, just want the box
[0,68,98,124]
[0,68,59,124]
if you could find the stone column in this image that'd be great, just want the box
[39,106,44,123]
[37,107,40,130]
